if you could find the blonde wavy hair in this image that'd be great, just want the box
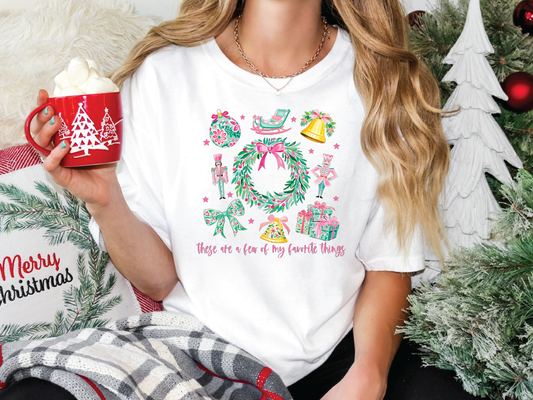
[111,0,450,261]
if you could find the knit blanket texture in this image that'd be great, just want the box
[0,311,292,400]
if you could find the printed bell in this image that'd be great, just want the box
[260,217,289,243]
[301,118,326,144]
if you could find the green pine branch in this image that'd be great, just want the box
[0,182,123,343]
[0,182,94,251]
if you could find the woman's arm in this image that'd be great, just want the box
[322,271,411,400]
[86,179,178,302]
[34,90,178,302]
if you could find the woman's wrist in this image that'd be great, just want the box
[85,178,124,219]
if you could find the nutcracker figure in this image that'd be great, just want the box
[211,154,229,199]
[311,154,338,198]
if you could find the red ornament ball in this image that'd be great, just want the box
[408,10,428,29]
[502,72,533,112]
[513,0,533,35]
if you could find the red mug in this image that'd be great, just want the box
[25,92,122,167]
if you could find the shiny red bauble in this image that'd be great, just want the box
[502,72,533,113]
[513,0,533,35]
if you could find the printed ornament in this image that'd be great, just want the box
[259,215,290,243]
[232,138,311,213]
[300,110,336,144]
[209,109,241,148]
[251,109,292,135]
[295,209,313,235]
[513,0,533,35]
[203,199,247,239]
[309,216,339,241]
[311,154,338,199]
[502,72,533,112]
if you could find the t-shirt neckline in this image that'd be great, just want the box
[203,28,351,94]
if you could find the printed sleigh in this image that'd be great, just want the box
[251,109,291,135]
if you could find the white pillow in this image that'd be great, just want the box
[0,164,141,343]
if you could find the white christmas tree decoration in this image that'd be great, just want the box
[58,113,71,140]
[99,107,120,146]
[440,0,523,251]
[69,103,108,158]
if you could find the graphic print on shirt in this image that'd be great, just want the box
[211,154,229,200]
[295,201,340,241]
[251,109,292,135]
[259,215,291,243]
[203,199,247,239]
[311,154,338,199]
[209,109,241,148]
[232,137,310,214]
[300,109,336,144]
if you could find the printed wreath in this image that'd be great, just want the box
[300,110,336,137]
[232,138,310,213]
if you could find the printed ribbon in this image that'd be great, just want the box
[259,215,291,235]
[203,199,247,239]
[311,109,330,123]
[256,142,286,171]
[314,216,339,236]
[297,210,313,233]
[311,201,335,220]
[212,111,229,122]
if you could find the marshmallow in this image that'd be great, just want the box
[68,57,90,87]
[60,86,84,96]
[85,77,116,94]
[87,60,101,74]
[54,70,70,89]
[52,58,119,97]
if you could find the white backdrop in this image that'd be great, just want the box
[0,0,448,20]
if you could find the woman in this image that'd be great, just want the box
[9,0,449,398]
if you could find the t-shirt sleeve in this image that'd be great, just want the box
[356,200,424,273]
[89,62,171,250]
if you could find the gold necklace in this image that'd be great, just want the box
[233,15,330,95]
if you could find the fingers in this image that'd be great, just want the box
[34,112,61,150]
[43,140,70,180]
[29,89,56,141]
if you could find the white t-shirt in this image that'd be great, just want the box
[90,29,424,385]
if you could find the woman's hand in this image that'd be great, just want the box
[31,89,118,210]
[321,359,387,400]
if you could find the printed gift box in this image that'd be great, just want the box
[309,217,339,241]
[307,201,335,222]
[296,210,313,235]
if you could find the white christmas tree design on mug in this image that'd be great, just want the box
[66,103,122,158]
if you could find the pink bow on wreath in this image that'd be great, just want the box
[314,216,339,236]
[212,111,229,122]
[256,142,286,171]
[260,215,291,235]
[311,109,330,123]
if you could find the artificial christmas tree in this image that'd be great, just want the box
[401,169,533,399]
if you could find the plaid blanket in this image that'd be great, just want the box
[0,312,292,400]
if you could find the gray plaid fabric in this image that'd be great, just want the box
[0,312,292,400]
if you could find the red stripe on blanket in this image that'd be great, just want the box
[0,345,6,389]
[77,374,106,400]
[0,144,42,175]
[197,363,285,400]
[131,285,163,313]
